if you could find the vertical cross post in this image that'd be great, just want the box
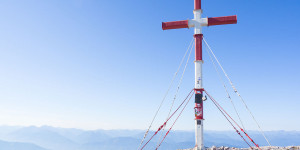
[162,0,237,149]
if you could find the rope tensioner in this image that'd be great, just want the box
[139,89,194,150]
[204,89,261,150]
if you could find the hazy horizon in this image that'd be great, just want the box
[0,125,299,132]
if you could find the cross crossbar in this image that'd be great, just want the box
[162,15,237,30]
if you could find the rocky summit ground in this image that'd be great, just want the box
[179,146,300,150]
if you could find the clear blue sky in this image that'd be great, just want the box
[0,0,299,131]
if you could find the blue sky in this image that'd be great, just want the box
[0,0,299,131]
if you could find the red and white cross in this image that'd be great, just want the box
[162,0,237,150]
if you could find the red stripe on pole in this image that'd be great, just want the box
[194,34,203,61]
[162,20,189,30]
[194,0,201,10]
[207,15,237,26]
[194,88,204,93]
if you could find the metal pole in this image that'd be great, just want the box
[193,1,204,149]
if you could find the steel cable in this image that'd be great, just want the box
[138,38,194,149]
[203,38,271,147]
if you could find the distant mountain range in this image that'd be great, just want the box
[0,126,298,150]
[0,139,48,150]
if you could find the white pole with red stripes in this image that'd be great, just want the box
[162,0,237,149]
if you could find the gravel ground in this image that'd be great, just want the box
[178,146,300,150]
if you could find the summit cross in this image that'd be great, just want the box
[162,0,237,150]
